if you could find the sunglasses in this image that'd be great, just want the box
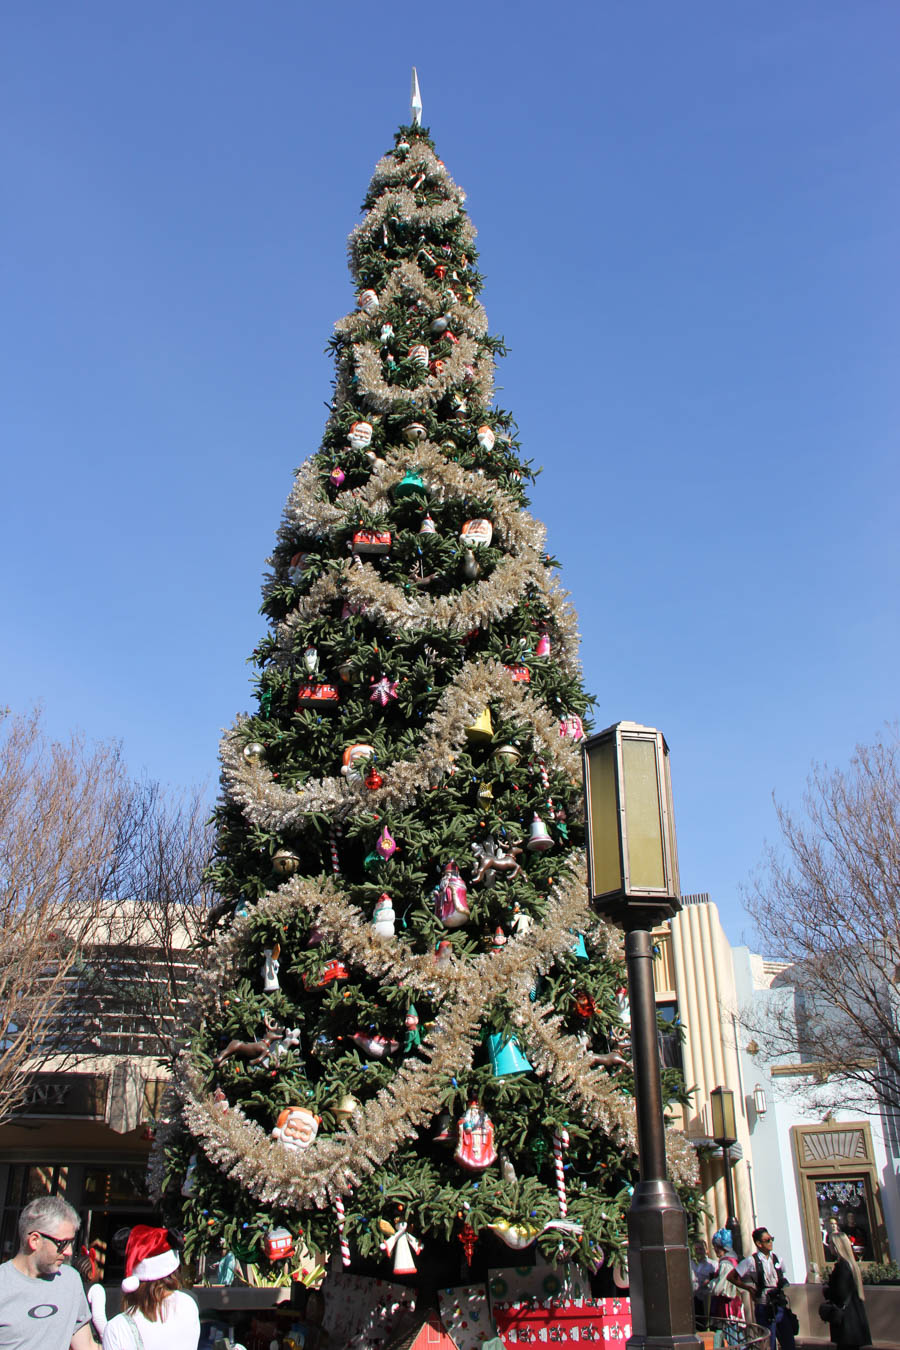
[33,1231,77,1253]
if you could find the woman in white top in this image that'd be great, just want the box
[88,1224,200,1350]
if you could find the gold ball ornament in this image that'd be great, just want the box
[242,742,265,766]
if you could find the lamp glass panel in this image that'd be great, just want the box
[711,1087,737,1143]
[664,749,680,896]
[622,737,666,891]
[586,738,622,897]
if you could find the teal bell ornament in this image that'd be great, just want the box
[571,933,589,960]
[394,468,427,499]
[486,1032,533,1077]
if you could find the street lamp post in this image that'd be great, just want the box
[710,1086,743,1258]
[582,723,700,1350]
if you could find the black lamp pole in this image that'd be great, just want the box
[710,1085,742,1258]
[582,724,701,1350]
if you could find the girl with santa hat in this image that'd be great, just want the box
[87,1225,200,1349]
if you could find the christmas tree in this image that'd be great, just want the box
[157,92,697,1296]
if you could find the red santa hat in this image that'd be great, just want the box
[121,1226,180,1292]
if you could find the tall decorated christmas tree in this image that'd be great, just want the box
[157,82,697,1304]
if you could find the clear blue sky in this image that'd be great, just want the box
[2,3,897,944]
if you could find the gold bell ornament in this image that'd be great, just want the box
[526,814,553,852]
[272,848,300,877]
[475,779,494,806]
[332,1094,360,1124]
[464,707,494,743]
[494,743,521,767]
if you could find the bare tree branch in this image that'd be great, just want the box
[744,727,900,1115]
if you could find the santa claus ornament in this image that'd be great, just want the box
[272,1106,320,1152]
[121,1226,182,1293]
[455,1100,497,1171]
[433,860,470,928]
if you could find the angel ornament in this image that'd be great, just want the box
[378,1218,422,1276]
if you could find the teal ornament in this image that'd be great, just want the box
[216,1253,237,1285]
[571,933,588,960]
[485,1032,533,1077]
[363,850,381,872]
[394,468,427,499]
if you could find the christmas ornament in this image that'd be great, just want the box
[494,743,521,766]
[272,849,299,877]
[379,321,394,343]
[559,713,585,742]
[334,1195,351,1267]
[180,1153,198,1197]
[458,1222,477,1265]
[351,1030,400,1059]
[430,315,449,335]
[433,1111,454,1145]
[296,682,340,709]
[526,815,553,851]
[332,1094,360,1124]
[485,1220,538,1250]
[535,630,551,657]
[303,645,319,675]
[510,902,533,937]
[503,664,530,682]
[287,552,309,583]
[455,1099,497,1171]
[352,529,392,555]
[434,940,453,967]
[370,675,399,706]
[265,1227,294,1261]
[403,1004,423,1051]
[379,1219,422,1277]
[357,289,379,315]
[434,264,447,280]
[242,741,265,766]
[366,448,387,472]
[419,513,436,534]
[460,549,480,580]
[303,958,350,990]
[272,1106,320,1152]
[573,991,596,1018]
[429,358,444,375]
[470,836,523,886]
[408,344,429,368]
[491,926,506,951]
[404,421,428,443]
[329,466,346,488]
[372,893,395,937]
[485,1032,532,1077]
[475,779,494,806]
[365,764,384,790]
[460,518,493,547]
[212,1014,287,1067]
[553,1128,569,1217]
[571,933,589,959]
[375,825,398,860]
[394,468,427,498]
[464,707,494,742]
[337,660,354,683]
[262,943,281,992]
[433,859,470,928]
[476,425,496,452]
[341,743,375,781]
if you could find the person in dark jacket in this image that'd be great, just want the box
[821,1229,871,1350]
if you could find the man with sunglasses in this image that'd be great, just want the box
[729,1227,796,1350]
[0,1196,94,1348]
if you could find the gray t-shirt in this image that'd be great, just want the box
[0,1259,91,1349]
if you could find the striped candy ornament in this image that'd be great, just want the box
[335,1194,351,1267]
[553,1128,569,1217]
[329,826,341,876]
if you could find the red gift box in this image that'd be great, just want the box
[493,1295,631,1346]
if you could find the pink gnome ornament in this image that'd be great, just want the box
[433,859,470,928]
[455,1099,497,1172]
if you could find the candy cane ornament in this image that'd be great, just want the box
[553,1129,569,1218]
[335,1194,351,1267]
[537,758,556,821]
[329,826,341,876]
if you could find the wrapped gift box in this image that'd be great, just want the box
[438,1283,498,1350]
[492,1295,631,1346]
[320,1271,417,1346]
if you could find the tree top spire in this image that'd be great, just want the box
[410,67,422,126]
